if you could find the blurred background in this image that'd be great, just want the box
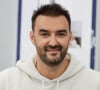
[0,0,100,71]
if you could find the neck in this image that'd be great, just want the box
[35,56,70,80]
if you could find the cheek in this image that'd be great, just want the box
[59,38,70,47]
[35,38,48,48]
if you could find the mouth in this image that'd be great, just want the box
[45,45,62,55]
[46,49,60,56]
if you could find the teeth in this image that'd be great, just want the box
[48,49,58,51]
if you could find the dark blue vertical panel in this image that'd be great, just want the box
[16,0,22,61]
[90,0,97,69]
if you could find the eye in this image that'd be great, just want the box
[56,29,68,37]
[57,32,67,37]
[40,32,49,37]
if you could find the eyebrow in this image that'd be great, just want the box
[39,29,68,33]
[39,29,48,32]
[57,29,68,33]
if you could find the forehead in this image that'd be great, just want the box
[34,15,69,31]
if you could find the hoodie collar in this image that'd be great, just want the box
[16,54,85,89]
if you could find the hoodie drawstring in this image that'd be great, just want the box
[56,81,59,90]
[42,79,59,90]
[42,79,45,89]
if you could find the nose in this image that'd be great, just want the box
[48,35,58,46]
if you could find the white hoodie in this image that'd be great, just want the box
[0,54,100,90]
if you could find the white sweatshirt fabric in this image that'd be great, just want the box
[0,54,100,90]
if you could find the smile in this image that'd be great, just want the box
[47,50,60,55]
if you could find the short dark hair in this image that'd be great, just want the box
[31,4,71,31]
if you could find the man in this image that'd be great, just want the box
[0,4,100,90]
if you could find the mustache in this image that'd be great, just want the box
[45,45,62,51]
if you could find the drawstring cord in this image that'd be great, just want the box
[56,81,59,90]
[42,79,45,90]
[42,79,59,90]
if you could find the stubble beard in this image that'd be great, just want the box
[35,44,68,67]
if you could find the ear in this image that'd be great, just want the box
[29,31,35,44]
[69,32,73,43]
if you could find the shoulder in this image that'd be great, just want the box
[0,67,18,87]
[85,68,100,77]
[0,67,20,74]
[0,67,21,81]
[82,67,100,83]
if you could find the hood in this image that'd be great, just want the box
[16,54,85,90]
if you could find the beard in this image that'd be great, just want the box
[35,44,68,67]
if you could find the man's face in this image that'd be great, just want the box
[30,15,72,66]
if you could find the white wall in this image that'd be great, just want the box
[0,0,18,70]
[95,0,100,71]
